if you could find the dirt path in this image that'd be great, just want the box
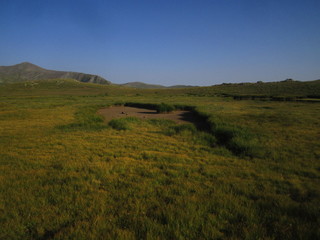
[98,106,197,124]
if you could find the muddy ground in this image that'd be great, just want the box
[98,106,197,124]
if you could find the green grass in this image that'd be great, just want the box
[109,117,141,131]
[0,80,319,239]
[57,104,108,131]
[184,79,320,99]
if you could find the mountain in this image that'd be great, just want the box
[169,85,198,88]
[120,81,197,89]
[120,82,166,89]
[0,62,110,84]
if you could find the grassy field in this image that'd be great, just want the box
[0,80,319,239]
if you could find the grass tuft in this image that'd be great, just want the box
[109,117,141,130]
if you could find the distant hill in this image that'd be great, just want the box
[0,78,133,97]
[169,85,197,89]
[121,81,197,89]
[0,62,110,84]
[185,79,320,99]
[120,82,166,89]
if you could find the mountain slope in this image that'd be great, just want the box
[120,81,166,89]
[121,81,197,89]
[0,62,110,84]
[169,85,198,89]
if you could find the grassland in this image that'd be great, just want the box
[0,79,319,239]
[185,79,320,99]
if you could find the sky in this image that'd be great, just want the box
[0,0,319,86]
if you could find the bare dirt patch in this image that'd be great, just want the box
[98,106,197,124]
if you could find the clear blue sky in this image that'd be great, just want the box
[1,0,319,86]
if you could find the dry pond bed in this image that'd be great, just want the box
[98,106,198,124]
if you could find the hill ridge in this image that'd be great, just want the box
[120,81,197,89]
[0,62,110,85]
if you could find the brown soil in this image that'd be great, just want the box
[98,106,197,124]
